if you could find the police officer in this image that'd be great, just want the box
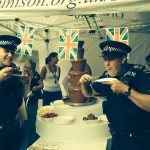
[0,35,29,150]
[80,41,150,150]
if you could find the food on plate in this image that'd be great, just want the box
[37,106,53,116]
[83,113,98,120]
[42,112,58,118]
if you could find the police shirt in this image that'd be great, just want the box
[92,64,150,132]
[0,67,23,123]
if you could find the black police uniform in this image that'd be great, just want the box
[0,35,23,150]
[93,64,150,150]
[0,67,24,150]
[93,40,150,150]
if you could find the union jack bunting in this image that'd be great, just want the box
[106,27,129,45]
[16,25,35,56]
[58,29,79,60]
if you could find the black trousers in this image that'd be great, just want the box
[111,131,150,150]
[0,120,22,150]
[43,90,62,106]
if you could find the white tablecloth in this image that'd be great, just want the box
[28,137,108,150]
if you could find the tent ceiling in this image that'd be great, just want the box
[0,12,150,41]
[0,0,150,40]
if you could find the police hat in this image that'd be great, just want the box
[99,41,132,60]
[0,35,21,51]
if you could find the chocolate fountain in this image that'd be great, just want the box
[68,41,87,103]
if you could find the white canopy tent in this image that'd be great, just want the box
[0,0,150,96]
[0,0,150,16]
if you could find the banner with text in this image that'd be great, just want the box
[0,0,149,16]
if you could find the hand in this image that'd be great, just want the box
[15,112,22,120]
[79,74,92,84]
[0,67,13,81]
[15,112,24,129]
[103,79,129,94]
[32,86,39,92]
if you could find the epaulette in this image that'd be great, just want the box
[133,64,145,71]
[132,64,150,75]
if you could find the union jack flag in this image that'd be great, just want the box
[58,29,79,60]
[16,25,35,56]
[106,27,129,45]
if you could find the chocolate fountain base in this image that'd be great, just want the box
[63,97,97,106]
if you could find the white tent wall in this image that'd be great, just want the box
[128,32,150,65]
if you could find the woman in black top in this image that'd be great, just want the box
[20,61,43,150]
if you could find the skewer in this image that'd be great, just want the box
[77,75,99,84]
[12,74,23,77]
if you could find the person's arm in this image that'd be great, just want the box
[32,79,44,92]
[79,74,97,97]
[57,66,61,81]
[129,89,150,112]
[40,66,47,81]
[104,80,150,112]
[20,73,32,97]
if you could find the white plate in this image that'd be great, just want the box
[54,116,74,125]
[55,104,72,109]
[95,78,117,83]
[40,117,54,122]
[98,115,108,122]
[53,100,64,105]
[84,119,101,124]
[50,100,64,106]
